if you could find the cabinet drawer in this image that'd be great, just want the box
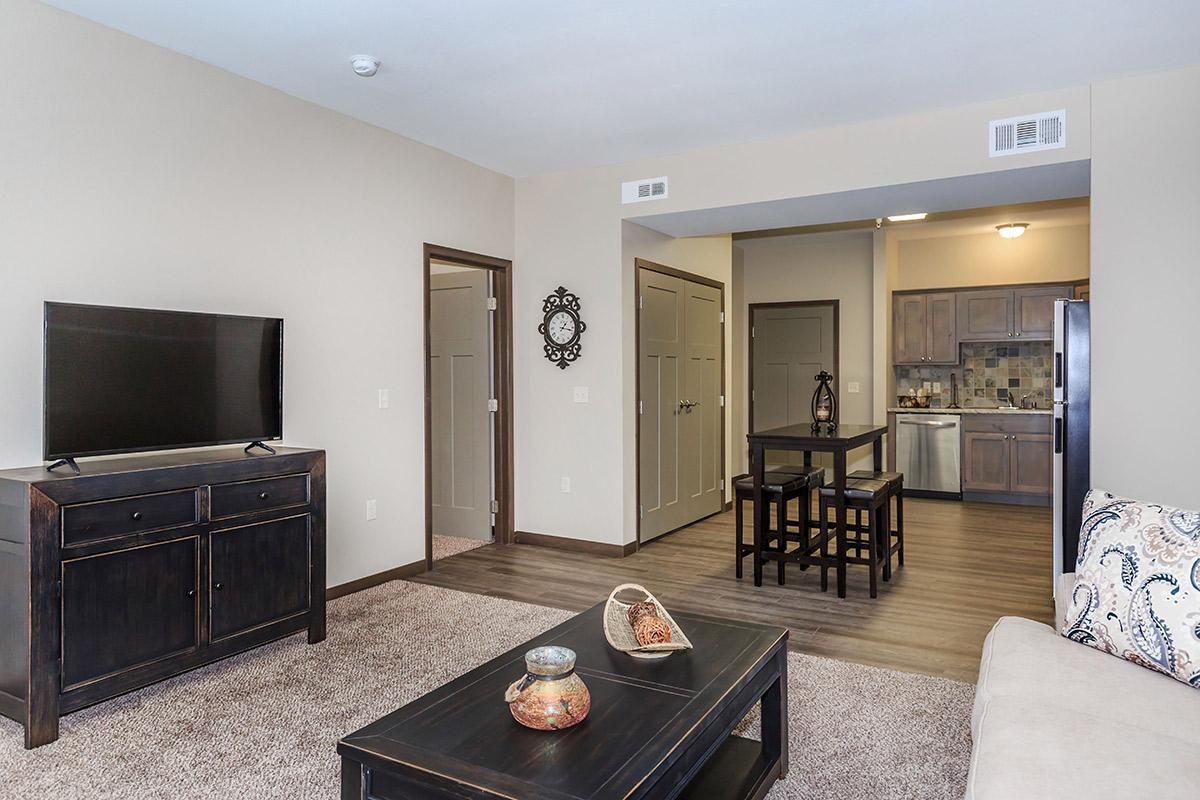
[62,490,199,547]
[962,414,1050,435]
[210,474,310,519]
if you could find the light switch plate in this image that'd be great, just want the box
[847,381,860,394]
[378,389,390,409]
[366,499,377,521]
[573,386,589,403]
[560,477,571,493]
[932,382,942,393]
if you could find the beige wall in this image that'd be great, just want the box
[0,0,515,587]
[733,232,877,474]
[1091,65,1200,509]
[893,224,1090,290]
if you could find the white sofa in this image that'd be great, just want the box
[965,573,1200,799]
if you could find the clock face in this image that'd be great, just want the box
[547,310,577,344]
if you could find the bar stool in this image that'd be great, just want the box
[848,469,904,580]
[817,477,889,598]
[734,466,824,581]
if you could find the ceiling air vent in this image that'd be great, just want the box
[621,176,668,204]
[989,109,1066,157]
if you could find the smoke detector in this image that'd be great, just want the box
[350,56,381,77]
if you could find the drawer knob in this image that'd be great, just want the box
[214,582,224,591]
[259,491,270,501]
[186,588,195,598]
[131,511,143,521]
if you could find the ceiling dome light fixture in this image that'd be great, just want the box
[350,55,381,77]
[996,223,1030,239]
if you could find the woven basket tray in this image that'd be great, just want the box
[603,583,693,660]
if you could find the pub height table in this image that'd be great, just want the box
[745,423,888,597]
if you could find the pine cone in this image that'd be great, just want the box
[626,601,658,628]
[634,615,672,646]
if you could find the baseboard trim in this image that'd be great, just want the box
[326,558,427,601]
[514,530,636,558]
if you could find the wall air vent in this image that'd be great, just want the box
[989,109,1066,157]
[621,176,669,204]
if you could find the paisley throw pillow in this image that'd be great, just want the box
[1062,489,1200,688]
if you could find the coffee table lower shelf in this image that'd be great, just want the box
[679,735,780,800]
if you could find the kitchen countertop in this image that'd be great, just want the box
[886,407,1052,415]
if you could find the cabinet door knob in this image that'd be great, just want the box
[1007,332,1013,337]
[214,582,224,591]
[186,588,195,598]
[259,491,270,501]
[1015,332,1022,337]
[131,511,143,521]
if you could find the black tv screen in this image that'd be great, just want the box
[44,303,283,460]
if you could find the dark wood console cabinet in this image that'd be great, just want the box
[0,447,326,748]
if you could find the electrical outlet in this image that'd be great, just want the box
[573,386,589,403]
[366,499,377,520]
[847,381,860,394]
[922,381,932,391]
[378,389,390,409]
[560,477,571,493]
[932,382,942,393]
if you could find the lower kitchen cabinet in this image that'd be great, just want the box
[962,415,1052,504]
[61,537,200,690]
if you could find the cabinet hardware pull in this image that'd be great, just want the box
[186,588,195,598]
[214,582,223,591]
[131,511,142,521]
[259,491,270,500]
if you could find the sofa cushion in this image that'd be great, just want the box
[975,616,1200,743]
[965,695,1200,800]
[1062,489,1200,688]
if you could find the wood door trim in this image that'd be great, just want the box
[747,300,841,436]
[423,244,515,573]
[634,260,726,549]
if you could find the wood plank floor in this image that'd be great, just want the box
[412,497,1055,683]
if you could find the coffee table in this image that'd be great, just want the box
[338,603,788,799]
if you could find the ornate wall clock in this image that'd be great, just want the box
[539,286,586,369]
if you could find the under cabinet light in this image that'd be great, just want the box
[996,223,1029,239]
[886,213,928,222]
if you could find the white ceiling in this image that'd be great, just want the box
[45,0,1200,176]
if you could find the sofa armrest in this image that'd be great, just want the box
[1055,572,1075,631]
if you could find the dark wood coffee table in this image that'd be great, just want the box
[338,603,788,799]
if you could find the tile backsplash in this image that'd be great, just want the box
[894,342,1053,408]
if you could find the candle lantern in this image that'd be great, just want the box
[811,370,838,432]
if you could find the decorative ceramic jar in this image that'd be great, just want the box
[504,646,590,731]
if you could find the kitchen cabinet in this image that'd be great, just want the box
[962,414,1052,500]
[1074,282,1090,301]
[957,285,1072,342]
[893,292,957,365]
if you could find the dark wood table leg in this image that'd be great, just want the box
[761,646,789,780]
[833,449,847,599]
[341,757,365,800]
[873,434,884,472]
[752,443,765,587]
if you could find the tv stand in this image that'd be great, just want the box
[0,446,326,748]
[45,458,80,476]
[244,441,277,455]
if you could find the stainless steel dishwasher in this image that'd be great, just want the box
[895,413,961,497]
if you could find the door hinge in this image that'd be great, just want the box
[751,326,755,338]
[487,297,497,311]
[720,479,725,491]
[719,311,725,323]
[752,389,756,401]
[719,395,725,407]
[639,504,644,519]
[490,499,499,513]
[488,398,498,412]
[638,400,644,415]
[639,295,643,310]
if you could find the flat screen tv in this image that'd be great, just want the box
[44,302,283,460]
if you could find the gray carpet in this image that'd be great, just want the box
[432,533,490,560]
[0,581,974,799]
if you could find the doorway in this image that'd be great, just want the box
[636,258,725,543]
[748,300,839,468]
[423,244,513,569]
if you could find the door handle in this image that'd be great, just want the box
[1054,417,1063,454]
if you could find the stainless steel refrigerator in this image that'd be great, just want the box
[1052,299,1090,587]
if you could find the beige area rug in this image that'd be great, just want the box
[0,582,973,799]
[432,533,490,560]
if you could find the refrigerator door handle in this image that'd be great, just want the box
[1054,416,1063,454]
[1054,351,1064,389]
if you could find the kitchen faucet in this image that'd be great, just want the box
[1020,389,1043,410]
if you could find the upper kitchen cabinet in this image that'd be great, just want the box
[1074,282,1090,301]
[956,289,1012,341]
[1013,285,1071,339]
[957,285,1072,342]
[893,292,957,365]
